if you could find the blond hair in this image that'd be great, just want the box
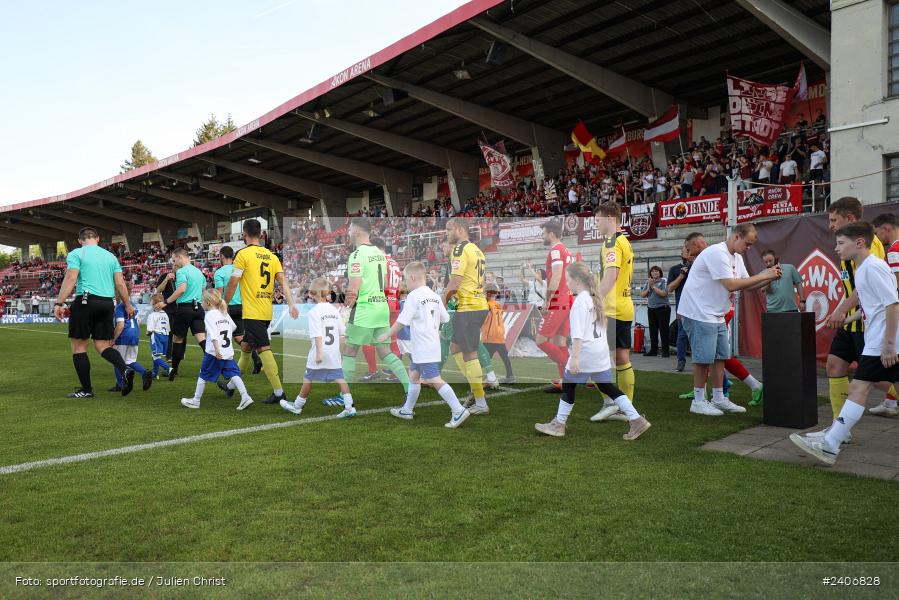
[566,262,605,326]
[309,276,330,299]
[150,292,164,305]
[403,261,426,280]
[202,288,227,313]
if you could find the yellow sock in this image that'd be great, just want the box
[829,376,849,418]
[453,352,465,371]
[888,385,898,400]
[259,350,282,393]
[465,358,485,398]
[238,351,253,373]
[617,363,635,400]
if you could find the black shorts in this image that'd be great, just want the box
[227,304,245,338]
[171,302,206,338]
[853,355,899,384]
[243,318,271,349]
[809,168,824,182]
[829,328,865,364]
[452,310,487,354]
[68,295,115,340]
[609,318,632,350]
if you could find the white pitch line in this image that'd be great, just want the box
[0,385,543,476]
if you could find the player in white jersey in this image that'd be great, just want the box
[146,293,172,379]
[535,262,651,440]
[379,262,471,429]
[181,289,253,410]
[280,277,354,418]
[791,222,899,464]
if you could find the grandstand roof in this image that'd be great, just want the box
[0,0,830,245]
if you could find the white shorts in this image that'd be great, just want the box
[115,344,139,365]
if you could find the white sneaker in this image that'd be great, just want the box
[338,406,357,419]
[390,407,414,420]
[869,402,899,417]
[445,408,471,429]
[805,427,852,444]
[713,398,747,414]
[606,412,630,422]
[237,396,253,411]
[590,404,621,422]
[180,397,200,409]
[279,399,301,415]
[690,400,724,416]
[468,404,490,415]
[789,433,838,465]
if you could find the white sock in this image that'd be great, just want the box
[485,370,497,384]
[743,375,762,391]
[274,387,284,396]
[342,393,354,409]
[193,378,206,400]
[693,387,706,404]
[437,384,463,414]
[403,383,421,413]
[226,379,236,390]
[885,398,898,409]
[602,395,615,408]
[555,399,574,424]
[711,388,725,403]
[824,401,864,452]
[475,396,488,409]
[230,376,248,397]
[613,395,641,421]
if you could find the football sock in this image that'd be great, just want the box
[885,398,898,409]
[227,379,236,390]
[153,357,170,375]
[129,361,147,375]
[341,355,357,382]
[363,345,378,373]
[72,352,92,392]
[561,382,577,405]
[613,394,641,420]
[229,376,248,398]
[723,375,732,397]
[724,357,750,381]
[463,358,485,399]
[538,342,569,377]
[295,396,307,408]
[238,351,253,374]
[743,374,761,391]
[114,367,123,388]
[693,387,706,404]
[824,400,863,452]
[887,386,898,404]
[383,353,410,393]
[617,363,635,400]
[192,378,206,400]
[555,398,574,424]
[477,343,496,377]
[711,388,725,403]
[828,376,849,418]
[437,383,464,413]
[101,347,128,372]
[403,383,421,413]
[258,350,282,394]
[170,341,186,371]
[342,393,354,409]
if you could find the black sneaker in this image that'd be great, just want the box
[66,389,95,398]
[262,391,287,404]
[252,361,263,375]
[121,368,135,397]
[107,385,122,393]
[217,379,235,398]
[543,379,562,393]
[360,371,381,382]
[142,370,153,391]
[168,368,178,382]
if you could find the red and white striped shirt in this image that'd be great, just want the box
[385,255,402,301]
[887,240,899,275]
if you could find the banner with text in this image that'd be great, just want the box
[577,204,658,244]
[727,74,795,146]
[497,216,578,246]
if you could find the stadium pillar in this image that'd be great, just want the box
[42,243,57,260]
[122,225,143,253]
[158,228,174,249]
[734,0,830,69]
[447,170,478,211]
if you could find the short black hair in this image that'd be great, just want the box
[835,221,875,248]
[761,249,776,259]
[872,213,899,228]
[243,219,262,238]
[370,236,386,250]
[172,247,190,259]
[685,231,704,243]
[828,197,863,220]
[220,246,234,259]
[350,217,372,233]
[78,227,98,241]
[541,219,563,238]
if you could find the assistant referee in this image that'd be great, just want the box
[54,227,136,398]
[154,247,207,380]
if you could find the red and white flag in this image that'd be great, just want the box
[608,127,627,153]
[478,134,514,188]
[793,62,808,101]
[643,105,680,143]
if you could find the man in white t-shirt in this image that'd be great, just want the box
[677,223,781,416]
[779,158,798,184]
[808,143,827,182]
[379,262,471,429]
[791,221,899,465]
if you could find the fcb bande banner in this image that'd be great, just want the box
[658,194,724,226]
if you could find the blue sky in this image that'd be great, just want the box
[0,0,469,206]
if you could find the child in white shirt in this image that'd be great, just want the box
[181,289,253,411]
[146,293,171,379]
[535,262,650,440]
[379,262,471,429]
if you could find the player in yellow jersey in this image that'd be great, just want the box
[591,202,637,422]
[224,219,299,405]
[443,217,491,415]
[814,197,897,437]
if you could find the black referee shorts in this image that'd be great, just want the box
[829,328,865,364]
[171,302,206,338]
[68,295,115,341]
[227,304,245,338]
[452,310,487,354]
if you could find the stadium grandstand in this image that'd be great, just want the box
[1,0,832,309]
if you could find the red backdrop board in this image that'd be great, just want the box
[739,203,899,362]
[723,184,804,222]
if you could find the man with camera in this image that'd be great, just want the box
[758,250,805,313]
[667,237,699,372]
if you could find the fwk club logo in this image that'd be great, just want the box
[798,249,845,331]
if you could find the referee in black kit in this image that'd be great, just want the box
[53,227,137,398]
[153,248,206,380]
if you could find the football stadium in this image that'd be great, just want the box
[1,0,898,598]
